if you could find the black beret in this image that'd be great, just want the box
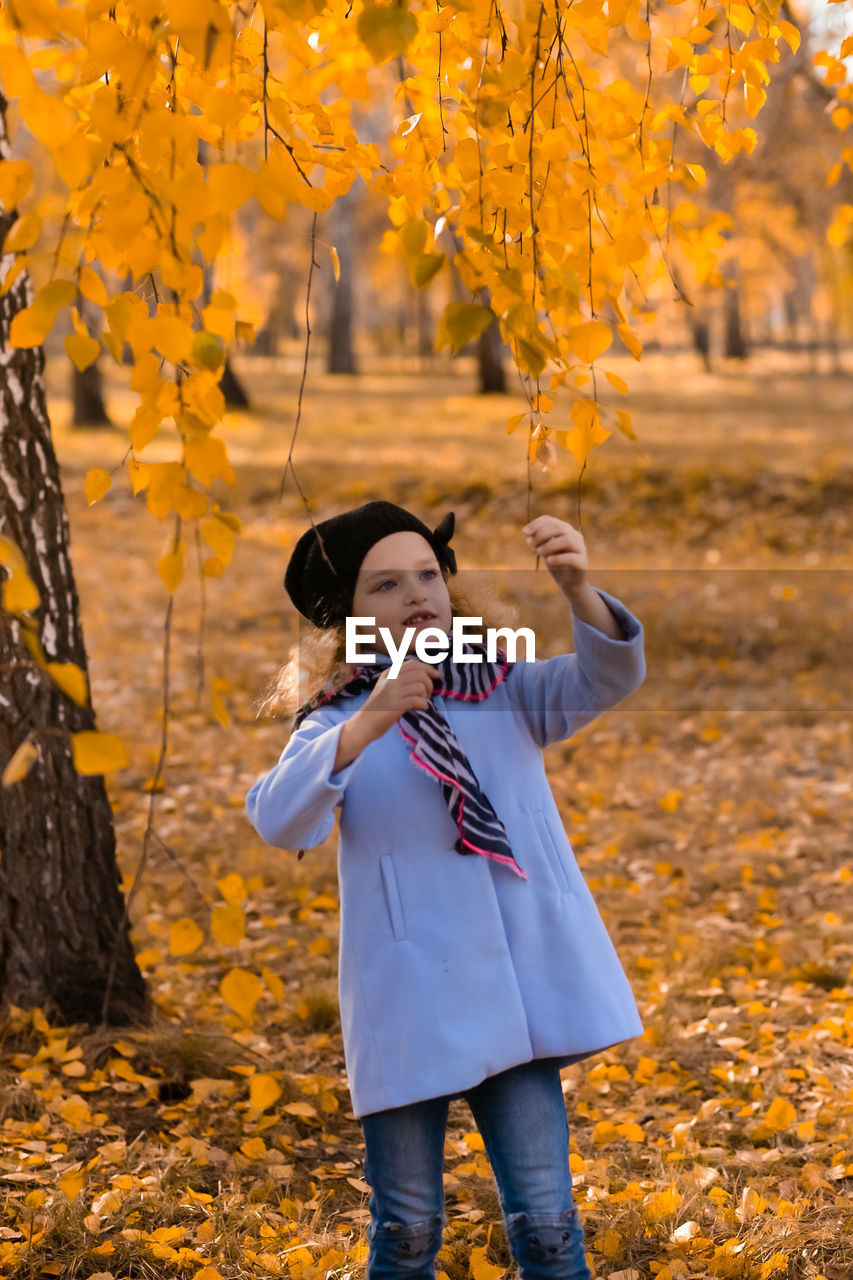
[283,501,457,629]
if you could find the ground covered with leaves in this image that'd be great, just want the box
[2,349,852,1280]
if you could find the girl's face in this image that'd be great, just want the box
[350,531,453,657]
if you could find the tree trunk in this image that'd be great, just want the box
[690,315,712,373]
[415,288,433,361]
[196,182,251,408]
[219,357,249,407]
[0,93,151,1028]
[72,365,111,427]
[71,299,110,427]
[477,319,508,393]
[723,279,749,360]
[326,183,359,375]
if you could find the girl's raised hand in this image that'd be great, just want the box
[522,515,588,598]
[354,659,442,742]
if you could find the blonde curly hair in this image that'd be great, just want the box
[254,567,522,724]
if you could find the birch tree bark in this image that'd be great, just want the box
[0,92,151,1027]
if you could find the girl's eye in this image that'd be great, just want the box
[377,569,437,591]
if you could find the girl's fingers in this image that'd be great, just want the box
[529,532,584,555]
[524,515,578,531]
[545,553,586,566]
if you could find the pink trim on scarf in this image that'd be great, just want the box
[398,719,528,880]
[431,652,512,701]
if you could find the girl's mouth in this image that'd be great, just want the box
[404,612,436,626]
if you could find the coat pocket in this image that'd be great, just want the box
[532,809,574,896]
[379,854,407,941]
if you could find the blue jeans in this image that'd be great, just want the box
[360,1058,591,1280]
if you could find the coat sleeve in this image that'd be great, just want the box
[244,708,359,851]
[504,588,646,749]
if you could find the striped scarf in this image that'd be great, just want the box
[294,642,527,878]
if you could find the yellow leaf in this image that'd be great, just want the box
[605,370,628,394]
[659,789,682,812]
[249,1073,282,1112]
[615,409,636,439]
[2,738,39,786]
[556,399,610,465]
[0,159,33,208]
[212,684,231,727]
[78,265,108,307]
[516,337,547,377]
[592,1120,617,1145]
[85,468,111,505]
[69,731,128,775]
[764,1095,796,1130]
[283,1099,318,1118]
[152,314,194,364]
[616,1121,645,1141]
[185,436,234,487]
[46,662,88,706]
[1,560,40,612]
[617,322,643,360]
[3,212,41,252]
[217,872,246,904]
[685,163,706,186]
[191,330,227,371]
[220,967,263,1022]
[468,1244,506,1279]
[357,1,418,62]
[211,902,245,946]
[169,917,204,957]
[19,86,77,146]
[399,220,430,258]
[259,968,284,1008]
[745,84,767,118]
[9,304,51,348]
[128,459,151,495]
[204,163,254,215]
[506,412,527,435]
[330,245,340,283]
[614,232,648,266]
[202,306,234,342]
[832,107,853,131]
[58,1167,85,1200]
[410,252,445,289]
[157,547,184,593]
[198,509,236,560]
[65,331,100,372]
[569,319,613,364]
[644,1184,681,1220]
[240,1135,267,1160]
[435,302,494,354]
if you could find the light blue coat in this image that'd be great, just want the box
[245,588,647,1118]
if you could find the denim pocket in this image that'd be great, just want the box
[533,810,574,896]
[380,854,407,941]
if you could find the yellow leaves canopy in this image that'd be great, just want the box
[0,0,846,649]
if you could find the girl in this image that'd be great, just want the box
[245,500,646,1280]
